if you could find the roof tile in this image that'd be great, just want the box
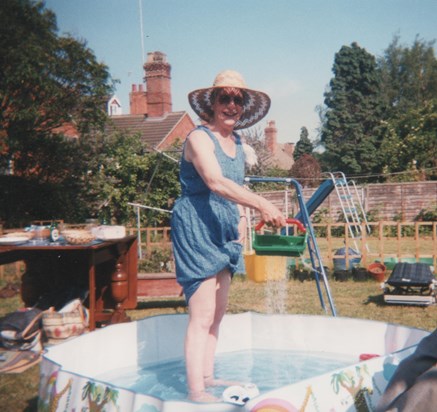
[106,111,188,149]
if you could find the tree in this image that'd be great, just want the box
[84,132,181,226]
[0,0,114,176]
[241,127,291,191]
[378,36,437,180]
[379,35,437,118]
[379,100,437,180]
[240,127,270,176]
[0,0,114,226]
[320,43,386,178]
[293,127,313,161]
[290,154,321,188]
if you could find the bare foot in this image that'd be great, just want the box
[188,390,219,403]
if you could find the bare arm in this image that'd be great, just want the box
[184,129,285,227]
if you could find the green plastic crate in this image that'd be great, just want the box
[252,232,308,257]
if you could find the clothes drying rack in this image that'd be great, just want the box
[244,176,337,316]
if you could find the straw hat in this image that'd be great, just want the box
[188,70,271,130]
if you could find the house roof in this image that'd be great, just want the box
[263,143,294,170]
[105,111,189,149]
[271,144,294,170]
[108,95,121,107]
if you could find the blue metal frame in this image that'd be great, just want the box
[244,176,337,316]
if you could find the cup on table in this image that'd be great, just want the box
[31,226,46,245]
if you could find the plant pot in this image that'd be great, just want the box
[352,267,370,282]
[367,262,386,282]
[293,269,310,282]
[334,270,350,282]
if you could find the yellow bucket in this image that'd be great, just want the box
[244,251,288,282]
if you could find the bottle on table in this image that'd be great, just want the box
[49,222,60,243]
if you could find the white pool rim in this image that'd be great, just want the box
[39,312,429,412]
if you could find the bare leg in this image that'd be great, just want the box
[185,270,231,402]
[203,269,234,387]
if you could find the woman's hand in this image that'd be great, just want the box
[259,199,286,228]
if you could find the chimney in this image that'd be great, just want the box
[144,51,172,117]
[265,120,278,153]
[129,83,148,115]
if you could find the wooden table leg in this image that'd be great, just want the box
[109,261,131,324]
[88,258,96,331]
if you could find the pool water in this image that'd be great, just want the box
[97,349,356,401]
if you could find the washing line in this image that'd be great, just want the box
[127,202,172,259]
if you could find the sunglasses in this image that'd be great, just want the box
[217,94,244,107]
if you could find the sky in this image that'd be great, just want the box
[44,0,437,144]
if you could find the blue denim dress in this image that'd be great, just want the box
[171,126,245,303]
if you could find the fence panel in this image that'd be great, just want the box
[2,222,436,281]
[132,221,436,270]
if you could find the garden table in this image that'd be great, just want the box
[0,235,138,330]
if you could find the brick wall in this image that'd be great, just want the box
[129,84,147,115]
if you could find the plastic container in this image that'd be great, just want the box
[368,262,386,282]
[333,247,361,271]
[252,218,307,257]
[378,257,433,271]
[352,267,370,282]
[244,252,288,282]
[334,270,350,282]
[252,233,307,256]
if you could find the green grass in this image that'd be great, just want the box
[1,275,436,411]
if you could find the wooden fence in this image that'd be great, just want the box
[126,221,437,270]
[2,221,435,281]
[310,221,436,270]
[259,180,437,222]
[132,221,435,270]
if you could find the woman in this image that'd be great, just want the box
[171,70,285,402]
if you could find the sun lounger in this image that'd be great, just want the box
[383,263,436,306]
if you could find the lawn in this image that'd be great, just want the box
[1,274,436,411]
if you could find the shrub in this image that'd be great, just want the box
[415,206,437,235]
[415,206,437,222]
[138,248,174,273]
